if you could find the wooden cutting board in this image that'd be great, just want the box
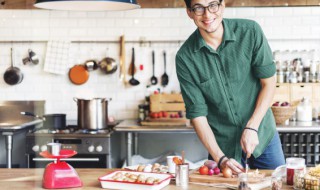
[189,170,266,185]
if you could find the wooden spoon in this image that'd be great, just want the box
[182,150,185,164]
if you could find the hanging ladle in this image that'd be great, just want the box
[129,47,140,86]
[150,50,158,85]
[161,51,169,87]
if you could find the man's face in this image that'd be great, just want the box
[187,0,225,34]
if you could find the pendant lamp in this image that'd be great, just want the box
[34,0,140,11]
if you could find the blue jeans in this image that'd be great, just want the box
[208,132,285,169]
[241,132,285,169]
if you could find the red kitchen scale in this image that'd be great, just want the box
[40,150,83,189]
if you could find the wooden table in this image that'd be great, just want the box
[0,168,294,190]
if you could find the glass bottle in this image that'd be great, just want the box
[237,173,251,190]
[297,98,312,122]
[138,104,145,122]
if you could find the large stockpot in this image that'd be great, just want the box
[74,98,111,130]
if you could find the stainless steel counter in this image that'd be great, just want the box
[0,119,43,168]
[276,121,320,132]
[114,119,320,165]
[115,119,320,133]
[0,119,43,132]
[114,119,194,133]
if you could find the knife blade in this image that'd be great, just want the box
[245,154,249,174]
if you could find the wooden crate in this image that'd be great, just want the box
[141,93,188,126]
[150,94,185,112]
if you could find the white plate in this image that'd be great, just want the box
[99,171,172,190]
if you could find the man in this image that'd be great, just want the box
[176,0,285,174]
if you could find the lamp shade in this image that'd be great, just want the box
[34,0,140,11]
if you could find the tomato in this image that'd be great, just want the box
[162,111,168,118]
[158,112,163,118]
[150,112,158,118]
[199,165,209,175]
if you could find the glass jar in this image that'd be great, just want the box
[303,71,310,83]
[271,175,283,190]
[297,98,313,122]
[237,173,251,190]
[286,157,306,185]
[277,71,284,83]
[138,104,145,122]
[143,104,149,120]
[285,71,291,83]
[290,72,298,83]
[294,168,306,189]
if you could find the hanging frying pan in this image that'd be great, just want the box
[68,65,89,85]
[4,48,24,85]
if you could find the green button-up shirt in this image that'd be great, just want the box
[176,18,277,162]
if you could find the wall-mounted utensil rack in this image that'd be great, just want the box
[0,39,184,45]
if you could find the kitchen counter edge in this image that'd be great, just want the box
[114,119,320,133]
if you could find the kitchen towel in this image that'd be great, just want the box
[43,40,71,75]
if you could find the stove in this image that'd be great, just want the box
[26,122,118,168]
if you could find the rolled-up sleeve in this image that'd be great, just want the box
[175,54,208,119]
[251,22,276,79]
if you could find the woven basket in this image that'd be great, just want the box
[271,100,300,124]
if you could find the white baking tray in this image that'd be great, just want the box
[98,170,172,190]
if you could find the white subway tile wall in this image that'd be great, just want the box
[0,7,319,120]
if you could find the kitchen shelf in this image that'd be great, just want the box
[0,39,184,44]
[279,132,320,166]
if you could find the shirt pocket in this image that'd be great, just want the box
[199,77,224,108]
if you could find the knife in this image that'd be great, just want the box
[245,154,249,174]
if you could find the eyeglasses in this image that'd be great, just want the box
[190,3,221,16]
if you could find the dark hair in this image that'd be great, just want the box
[184,0,223,8]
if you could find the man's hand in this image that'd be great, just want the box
[220,157,244,174]
[240,128,259,158]
[240,76,275,158]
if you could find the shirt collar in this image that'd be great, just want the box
[193,19,236,52]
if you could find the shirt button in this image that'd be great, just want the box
[235,113,238,116]
[229,98,233,101]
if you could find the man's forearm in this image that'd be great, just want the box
[247,75,276,129]
[192,116,225,163]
